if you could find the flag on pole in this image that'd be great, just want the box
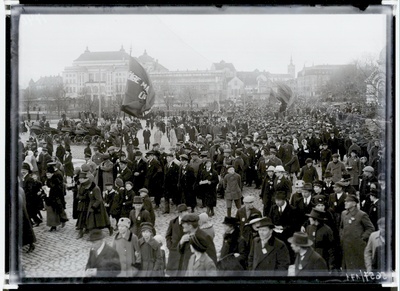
[121,56,155,117]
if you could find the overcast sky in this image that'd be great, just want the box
[17,6,389,88]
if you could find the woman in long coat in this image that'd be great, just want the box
[43,166,66,231]
[196,160,219,217]
[85,174,113,235]
[169,126,178,147]
[76,171,91,238]
[99,154,114,192]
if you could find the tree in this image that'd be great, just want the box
[182,85,198,109]
[322,60,377,105]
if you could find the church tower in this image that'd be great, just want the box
[288,56,295,79]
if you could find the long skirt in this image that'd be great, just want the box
[46,205,61,227]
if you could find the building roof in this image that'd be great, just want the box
[74,47,130,62]
[297,64,351,77]
[35,76,63,86]
[138,50,154,63]
[212,60,236,72]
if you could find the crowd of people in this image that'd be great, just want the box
[18,100,389,278]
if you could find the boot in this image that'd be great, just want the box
[76,229,84,239]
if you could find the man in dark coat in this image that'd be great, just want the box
[178,154,197,212]
[142,125,151,150]
[287,232,328,276]
[116,160,132,184]
[85,229,121,277]
[248,217,290,276]
[359,166,378,212]
[165,204,189,277]
[268,191,297,263]
[144,151,163,209]
[178,213,217,274]
[163,153,181,213]
[260,165,276,216]
[340,195,375,272]
[235,195,262,237]
[131,151,147,194]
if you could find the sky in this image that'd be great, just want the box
[17,6,389,88]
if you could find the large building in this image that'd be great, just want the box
[295,64,350,99]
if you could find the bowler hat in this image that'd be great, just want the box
[46,165,56,174]
[341,173,351,182]
[345,194,359,203]
[222,216,239,226]
[306,209,327,221]
[275,191,287,200]
[288,232,313,247]
[257,217,275,228]
[303,183,313,191]
[177,203,188,212]
[88,229,105,241]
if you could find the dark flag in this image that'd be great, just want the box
[274,82,296,112]
[121,56,155,117]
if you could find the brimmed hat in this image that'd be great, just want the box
[334,181,346,188]
[274,165,285,172]
[133,196,143,204]
[306,209,327,221]
[146,150,156,156]
[88,229,105,241]
[332,153,339,158]
[118,217,131,228]
[288,232,313,247]
[46,165,56,174]
[345,194,359,203]
[125,181,133,187]
[303,183,313,191]
[222,216,239,226]
[134,151,142,156]
[181,213,199,223]
[266,165,275,172]
[243,196,255,203]
[305,158,313,164]
[177,203,188,212]
[275,191,287,200]
[189,233,207,252]
[257,217,275,229]
[245,216,264,227]
[22,162,31,172]
[78,171,88,179]
[115,178,124,187]
[179,154,189,161]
